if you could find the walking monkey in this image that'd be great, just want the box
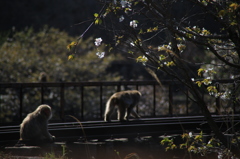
[104,90,141,122]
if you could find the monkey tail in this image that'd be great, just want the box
[105,97,113,114]
[105,98,111,112]
[106,96,117,110]
[104,96,117,122]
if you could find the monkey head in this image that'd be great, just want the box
[37,104,52,120]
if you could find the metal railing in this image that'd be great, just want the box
[0,79,238,123]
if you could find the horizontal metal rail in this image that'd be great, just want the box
[0,115,239,145]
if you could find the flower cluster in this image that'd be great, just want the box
[119,15,125,22]
[136,55,148,65]
[130,20,138,28]
[120,0,131,8]
[158,43,173,53]
[94,37,105,58]
[94,37,102,46]
[96,52,105,58]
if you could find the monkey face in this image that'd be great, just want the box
[39,105,52,119]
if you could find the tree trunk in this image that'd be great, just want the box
[192,85,240,157]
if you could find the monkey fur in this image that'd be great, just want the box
[20,104,55,144]
[104,90,141,122]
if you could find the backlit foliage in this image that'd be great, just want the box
[79,0,240,157]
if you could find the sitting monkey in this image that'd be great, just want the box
[19,104,55,145]
[104,90,141,122]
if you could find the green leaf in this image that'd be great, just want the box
[197,68,205,76]
[95,18,102,25]
[68,54,74,60]
[94,13,99,18]
[196,81,202,87]
[67,41,76,50]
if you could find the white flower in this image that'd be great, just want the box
[203,77,212,85]
[142,55,148,65]
[94,38,102,46]
[191,78,195,81]
[208,68,213,71]
[119,15,125,22]
[130,20,138,28]
[96,52,105,58]
[220,91,231,100]
[221,94,227,100]
[209,92,214,96]
[130,42,135,46]
[159,56,164,60]
[167,43,171,49]
[215,93,220,98]
[142,55,148,60]
[189,132,193,137]
[218,152,223,159]
[120,0,131,8]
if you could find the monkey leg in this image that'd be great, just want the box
[131,110,141,118]
[126,105,139,120]
[127,105,141,120]
[125,107,133,120]
[118,105,127,121]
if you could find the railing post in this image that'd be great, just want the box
[186,88,189,115]
[232,82,236,113]
[136,84,139,90]
[135,84,139,113]
[215,83,220,114]
[60,83,65,122]
[168,84,173,116]
[100,84,103,119]
[41,83,44,104]
[19,84,23,122]
[153,84,156,117]
[81,86,84,120]
[117,83,121,92]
